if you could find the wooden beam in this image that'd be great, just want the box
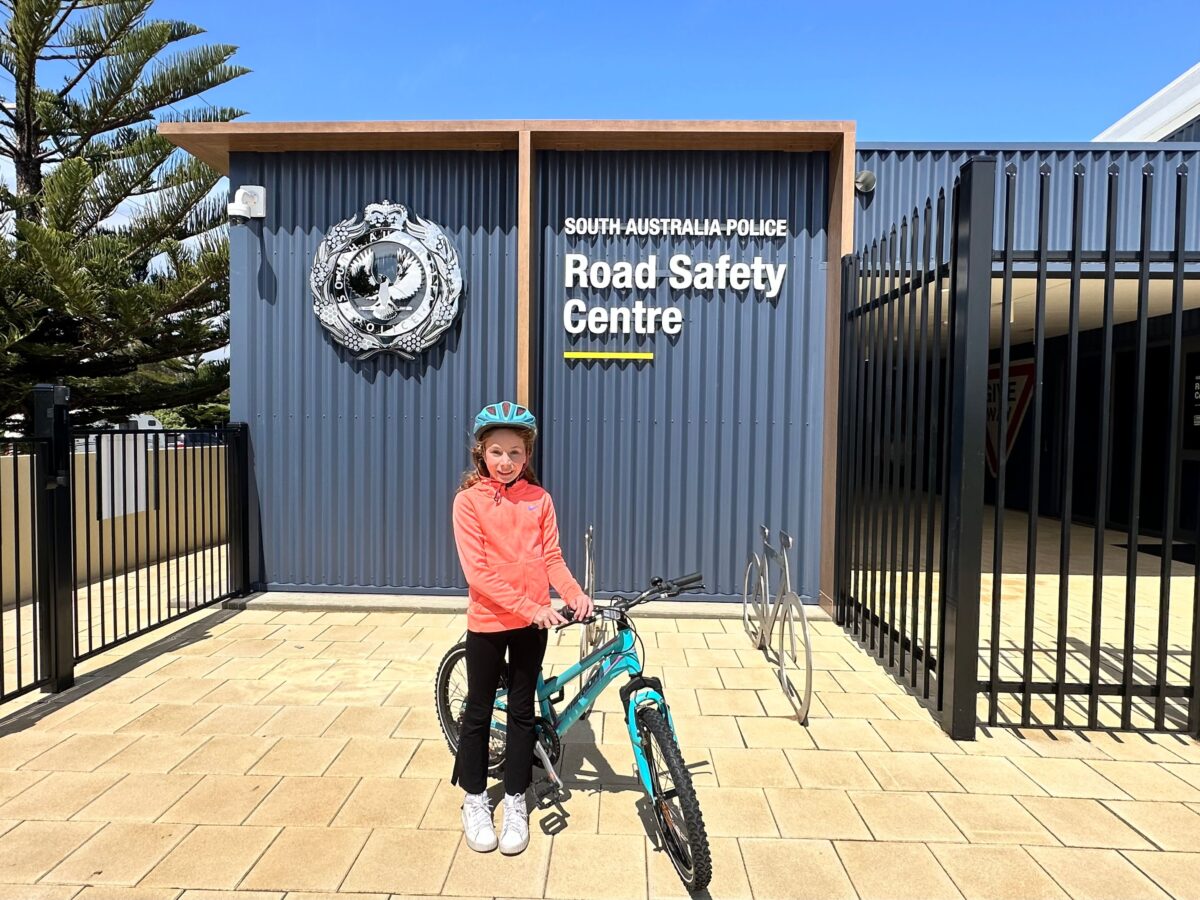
[516,131,535,407]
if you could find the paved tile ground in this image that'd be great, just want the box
[0,603,1198,899]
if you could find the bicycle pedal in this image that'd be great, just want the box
[532,778,562,809]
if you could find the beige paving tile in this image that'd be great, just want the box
[1125,850,1200,900]
[45,821,192,885]
[859,751,961,792]
[73,772,202,822]
[1019,797,1155,849]
[695,688,765,716]
[785,749,881,789]
[96,734,209,774]
[1018,729,1112,759]
[400,739,456,779]
[831,671,906,694]
[545,832,646,900]
[257,681,335,706]
[685,786,777,837]
[872,719,965,754]
[74,887,196,899]
[0,730,71,768]
[931,844,1068,900]
[654,631,709,649]
[710,747,798,788]
[442,831,552,898]
[764,787,872,840]
[658,666,722,689]
[0,770,123,819]
[137,679,224,705]
[806,718,889,752]
[817,691,896,719]
[332,776,437,827]
[715,667,783,690]
[258,706,344,737]
[683,648,742,668]
[173,734,278,775]
[0,768,47,805]
[392,708,445,740]
[141,824,279,890]
[1014,756,1132,799]
[45,701,156,734]
[933,792,1059,845]
[339,827,458,894]
[1086,759,1200,801]
[119,704,219,735]
[0,819,102,882]
[188,704,280,736]
[324,737,419,777]
[247,737,347,776]
[319,707,405,738]
[671,714,746,748]
[1084,732,1190,762]
[22,733,139,772]
[244,775,358,826]
[648,834,751,899]
[1163,762,1200,791]
[935,753,1048,795]
[737,837,856,899]
[849,790,966,843]
[0,885,84,900]
[959,727,1042,758]
[240,825,370,892]
[1107,800,1200,851]
[160,774,278,825]
[735,716,816,749]
[836,839,963,900]
[1028,846,1170,900]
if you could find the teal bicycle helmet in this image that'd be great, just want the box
[473,401,537,438]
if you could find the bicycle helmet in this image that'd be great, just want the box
[473,401,537,438]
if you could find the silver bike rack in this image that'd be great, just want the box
[742,526,814,725]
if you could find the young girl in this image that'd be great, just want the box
[450,401,593,854]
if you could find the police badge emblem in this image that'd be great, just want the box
[309,201,463,359]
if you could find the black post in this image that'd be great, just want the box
[940,158,995,740]
[32,384,75,692]
[226,422,252,596]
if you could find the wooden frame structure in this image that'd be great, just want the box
[160,119,856,607]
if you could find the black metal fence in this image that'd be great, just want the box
[835,155,1200,738]
[834,158,993,740]
[0,386,250,702]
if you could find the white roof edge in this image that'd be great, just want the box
[1094,61,1200,141]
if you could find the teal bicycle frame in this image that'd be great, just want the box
[492,619,675,794]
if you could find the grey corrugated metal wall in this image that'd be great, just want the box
[537,151,829,601]
[228,151,518,592]
[856,144,1200,252]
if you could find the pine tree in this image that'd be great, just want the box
[0,0,248,431]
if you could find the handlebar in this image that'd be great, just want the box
[554,571,706,630]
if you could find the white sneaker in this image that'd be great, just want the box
[462,791,497,852]
[499,792,529,855]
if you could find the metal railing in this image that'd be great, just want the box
[0,386,251,700]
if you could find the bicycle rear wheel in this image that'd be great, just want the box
[433,642,507,776]
[635,707,711,893]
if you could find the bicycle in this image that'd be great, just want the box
[435,572,713,893]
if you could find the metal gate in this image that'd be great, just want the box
[0,386,251,703]
[835,155,1200,738]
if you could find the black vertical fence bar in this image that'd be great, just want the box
[83,436,93,655]
[937,178,963,712]
[898,208,920,679]
[924,189,947,701]
[911,200,934,689]
[120,430,130,637]
[1054,165,1086,728]
[868,237,886,652]
[989,164,1017,726]
[14,445,25,688]
[133,432,142,634]
[882,223,901,665]
[173,432,181,613]
[1088,165,1121,728]
[1155,164,1189,730]
[940,156,994,740]
[154,433,163,625]
[97,438,106,648]
[1192,464,1200,732]
[835,258,853,625]
[851,250,872,636]
[1023,164,1052,726]
[33,442,50,687]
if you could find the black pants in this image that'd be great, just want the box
[451,625,548,795]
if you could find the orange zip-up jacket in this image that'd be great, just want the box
[452,476,587,633]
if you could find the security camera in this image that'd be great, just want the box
[227,185,266,225]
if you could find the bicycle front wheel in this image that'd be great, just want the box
[433,642,507,776]
[635,707,712,893]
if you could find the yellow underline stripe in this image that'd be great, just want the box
[563,351,655,360]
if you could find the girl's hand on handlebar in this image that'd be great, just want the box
[531,606,568,629]
[566,593,594,620]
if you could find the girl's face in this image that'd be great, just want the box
[481,427,529,484]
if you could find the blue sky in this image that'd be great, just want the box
[157,0,1198,142]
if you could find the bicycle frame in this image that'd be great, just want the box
[491,622,674,793]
